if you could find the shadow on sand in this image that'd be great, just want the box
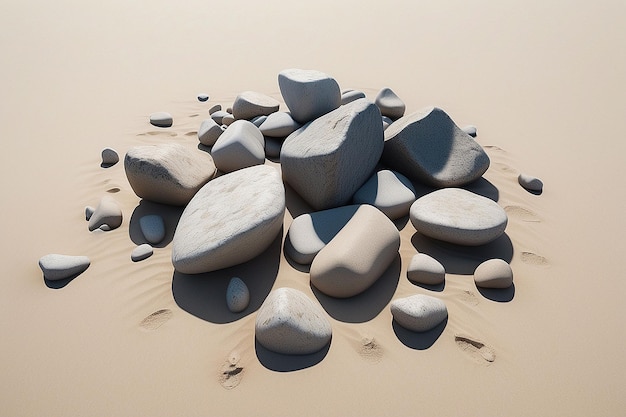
[128,200,184,248]
[255,338,331,372]
[392,317,448,350]
[477,283,516,302]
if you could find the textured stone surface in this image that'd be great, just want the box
[211,120,265,173]
[341,89,366,105]
[139,214,165,244]
[382,107,490,187]
[281,98,384,210]
[172,165,285,274]
[210,110,229,125]
[375,87,405,119]
[124,143,217,206]
[310,205,400,298]
[278,68,341,123]
[410,188,508,246]
[149,112,173,128]
[232,91,280,120]
[474,259,513,289]
[518,173,543,192]
[101,148,119,166]
[226,277,250,313]
[352,170,416,219]
[197,118,224,146]
[88,196,123,231]
[255,287,332,355]
[391,294,448,332]
[264,137,282,159]
[259,112,301,137]
[39,254,90,280]
[382,116,394,130]
[131,244,153,262]
[407,253,445,285]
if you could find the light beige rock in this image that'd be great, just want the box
[88,195,123,231]
[221,114,235,126]
[375,87,405,119]
[278,68,341,123]
[474,259,513,289]
[407,253,445,285]
[341,89,366,105]
[352,169,416,219]
[259,112,301,137]
[391,294,448,332]
[197,118,224,146]
[131,244,153,262]
[211,120,265,173]
[232,91,280,120]
[38,254,90,281]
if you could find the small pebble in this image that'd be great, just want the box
[149,112,173,128]
[462,125,477,137]
[226,277,250,313]
[209,104,222,114]
[197,94,209,102]
[101,148,119,166]
[131,244,154,262]
[518,173,543,192]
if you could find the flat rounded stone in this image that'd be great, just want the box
[226,277,250,313]
[172,165,285,274]
[278,68,341,124]
[88,195,123,231]
[208,104,222,114]
[285,205,360,265]
[149,112,173,128]
[352,170,416,219]
[101,148,119,166]
[232,91,280,120]
[250,115,268,127]
[474,259,513,289]
[197,93,209,102]
[310,205,400,298]
[410,188,508,246]
[255,287,332,355]
[139,214,165,244]
[518,173,543,192]
[259,112,301,137]
[197,118,224,146]
[39,254,90,281]
[462,125,477,137]
[131,244,153,262]
[407,253,445,285]
[211,120,265,173]
[210,110,229,125]
[124,143,217,206]
[382,107,490,187]
[341,89,366,105]
[375,87,405,119]
[391,294,448,332]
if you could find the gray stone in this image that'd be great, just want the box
[172,165,285,274]
[281,98,384,210]
[391,294,448,332]
[462,125,477,137]
[211,120,265,173]
[124,143,217,206]
[232,91,280,120]
[259,112,301,137]
[251,115,268,127]
[264,137,282,159]
[382,107,490,187]
[139,214,165,244]
[407,253,445,285]
[278,68,341,124]
[221,114,235,126]
[39,254,90,281]
[352,170,416,220]
[208,104,222,115]
[88,195,123,231]
[310,205,400,298]
[410,188,508,246]
[197,94,209,102]
[149,112,173,128]
[341,89,366,105]
[518,173,543,192]
[101,148,119,166]
[211,110,229,125]
[131,244,153,262]
[255,287,332,355]
[382,116,394,130]
[375,87,405,119]
[197,118,224,146]
[226,277,250,313]
[474,259,513,289]
[85,206,95,221]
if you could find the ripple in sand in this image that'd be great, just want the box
[455,334,496,363]
[521,251,549,266]
[219,351,244,389]
[137,131,178,137]
[139,309,173,330]
[504,205,541,222]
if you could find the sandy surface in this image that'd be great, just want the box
[2,1,626,415]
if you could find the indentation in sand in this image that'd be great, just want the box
[137,131,178,137]
[493,162,516,173]
[455,334,496,363]
[483,145,505,152]
[460,290,480,306]
[219,351,244,389]
[106,187,121,193]
[358,336,383,363]
[504,205,541,222]
[521,251,549,266]
[139,309,173,331]
[184,131,197,136]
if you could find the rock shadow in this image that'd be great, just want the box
[128,200,184,248]
[393,316,448,350]
[477,283,516,302]
[171,232,282,324]
[284,182,312,218]
[44,274,81,289]
[409,280,445,292]
[255,338,330,372]
[411,233,514,275]
[462,177,499,202]
[311,255,401,323]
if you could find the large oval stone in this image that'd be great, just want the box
[211,120,265,173]
[410,188,508,246]
[255,287,332,355]
[391,294,448,332]
[278,68,341,124]
[171,165,285,274]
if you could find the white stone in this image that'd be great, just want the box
[232,91,280,120]
[259,112,301,137]
[255,287,332,355]
[375,87,405,119]
[407,253,445,285]
[131,244,153,262]
[391,294,448,332]
[38,254,90,280]
[352,170,416,219]
[197,118,224,146]
[410,188,508,246]
[172,165,285,274]
[124,143,217,206]
[382,107,490,187]
[281,98,384,210]
[211,110,229,125]
[341,89,366,105]
[462,125,477,137]
[211,120,265,173]
[474,259,513,289]
[226,277,250,313]
[101,148,119,166]
[88,195,123,231]
[197,94,209,102]
[518,173,543,192]
[139,214,165,244]
[149,111,173,128]
[278,68,341,124]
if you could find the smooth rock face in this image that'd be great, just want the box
[310,205,400,298]
[124,143,217,206]
[281,98,384,210]
[211,120,265,173]
[251,115,267,127]
[172,165,285,274]
[410,188,508,246]
[462,125,477,137]
[352,170,417,220]
[222,114,235,126]
[375,87,406,119]
[474,259,513,289]
[197,94,209,102]
[382,107,490,187]
[259,112,301,137]
[255,287,332,355]
[226,277,250,313]
[382,116,394,130]
[278,68,341,124]
[139,214,165,244]
[518,173,543,192]
[131,244,153,262]
[88,196,123,231]
[101,148,119,166]
[341,89,366,105]
[391,294,448,332]
[39,254,90,280]
[211,110,229,125]
[150,112,173,128]
[232,91,280,120]
[285,205,360,265]
[407,253,445,285]
[208,104,222,114]
[197,118,224,146]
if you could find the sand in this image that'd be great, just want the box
[1,0,626,415]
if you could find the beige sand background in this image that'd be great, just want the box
[2,0,626,415]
